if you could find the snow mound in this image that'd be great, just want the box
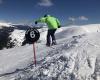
[81,24,100,33]
[9,29,25,46]
[11,33,100,80]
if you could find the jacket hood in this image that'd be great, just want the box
[44,14,51,17]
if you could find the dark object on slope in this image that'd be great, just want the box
[0,27,14,50]
[35,21,38,24]
[25,28,40,43]
[58,25,61,28]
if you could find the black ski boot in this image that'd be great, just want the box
[46,43,51,47]
[52,40,57,46]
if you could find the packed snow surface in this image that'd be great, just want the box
[0,24,100,80]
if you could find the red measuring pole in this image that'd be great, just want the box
[33,43,36,66]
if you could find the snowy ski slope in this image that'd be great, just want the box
[0,24,100,80]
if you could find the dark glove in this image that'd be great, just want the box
[58,25,61,28]
[35,21,38,24]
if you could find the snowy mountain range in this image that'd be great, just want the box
[0,24,100,80]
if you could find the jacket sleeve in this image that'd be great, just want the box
[36,17,46,23]
[56,18,61,26]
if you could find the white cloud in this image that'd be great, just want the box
[68,16,88,22]
[68,17,76,21]
[0,0,2,4]
[38,0,53,7]
[79,16,88,21]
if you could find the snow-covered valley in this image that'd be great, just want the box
[0,24,100,80]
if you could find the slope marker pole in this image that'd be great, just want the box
[33,43,36,67]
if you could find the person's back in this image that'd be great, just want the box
[45,15,59,29]
[35,15,60,29]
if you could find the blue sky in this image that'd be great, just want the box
[0,0,100,25]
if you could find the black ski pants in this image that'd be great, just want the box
[46,29,57,45]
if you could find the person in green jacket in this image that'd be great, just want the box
[35,14,61,46]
